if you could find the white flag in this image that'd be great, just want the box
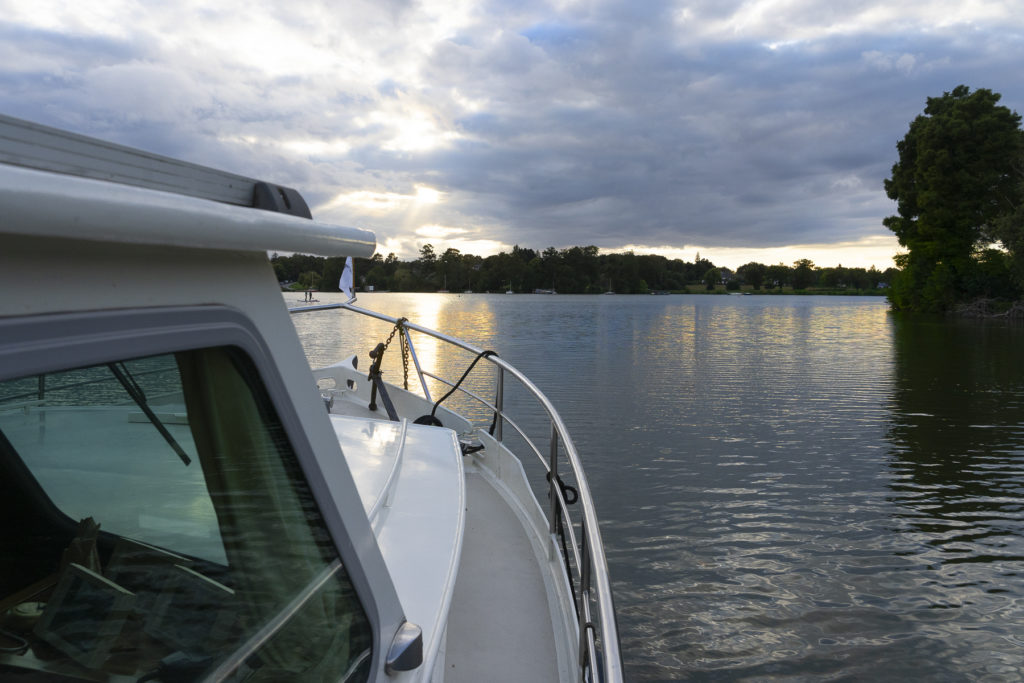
[339,256,354,301]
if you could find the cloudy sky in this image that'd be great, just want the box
[3,1,1022,268]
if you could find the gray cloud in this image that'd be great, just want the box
[1,2,1022,261]
[384,10,1024,250]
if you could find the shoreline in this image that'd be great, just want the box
[954,299,1024,318]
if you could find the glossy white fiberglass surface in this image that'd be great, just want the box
[0,164,375,257]
[329,414,466,682]
[330,416,407,524]
[0,196,402,677]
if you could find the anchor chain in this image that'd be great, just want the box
[377,317,410,390]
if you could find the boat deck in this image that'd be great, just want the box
[444,467,560,682]
[326,390,569,681]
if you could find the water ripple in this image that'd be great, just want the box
[294,294,1024,681]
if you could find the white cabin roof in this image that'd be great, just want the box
[0,164,375,258]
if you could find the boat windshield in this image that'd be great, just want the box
[0,347,372,682]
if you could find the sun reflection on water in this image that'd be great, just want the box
[291,293,1024,681]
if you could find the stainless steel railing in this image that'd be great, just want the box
[292,300,622,682]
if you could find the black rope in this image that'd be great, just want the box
[547,471,579,506]
[553,502,579,615]
[487,403,500,436]
[422,349,497,422]
[548,471,581,612]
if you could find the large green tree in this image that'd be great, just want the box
[990,152,1024,289]
[884,85,1024,311]
[703,267,721,290]
[736,262,767,289]
[791,259,816,290]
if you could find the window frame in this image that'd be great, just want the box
[0,305,391,681]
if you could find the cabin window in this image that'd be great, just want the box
[0,347,372,682]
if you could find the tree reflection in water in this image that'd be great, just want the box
[888,315,1024,555]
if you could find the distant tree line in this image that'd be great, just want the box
[884,85,1024,312]
[272,245,896,294]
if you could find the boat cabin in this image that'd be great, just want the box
[0,114,622,683]
[0,115,414,682]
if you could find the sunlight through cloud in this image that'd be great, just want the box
[320,189,415,214]
[415,224,467,239]
[414,185,445,204]
[281,138,352,157]
[370,108,463,152]
[5,0,1021,277]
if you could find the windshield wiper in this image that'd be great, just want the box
[108,362,191,466]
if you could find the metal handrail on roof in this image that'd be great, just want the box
[294,300,623,682]
[0,113,309,217]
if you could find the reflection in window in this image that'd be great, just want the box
[0,347,372,681]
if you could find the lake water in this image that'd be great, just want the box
[290,292,1024,682]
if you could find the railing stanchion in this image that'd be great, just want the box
[403,329,432,402]
[581,526,592,597]
[579,526,591,674]
[549,423,559,545]
[494,367,504,441]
